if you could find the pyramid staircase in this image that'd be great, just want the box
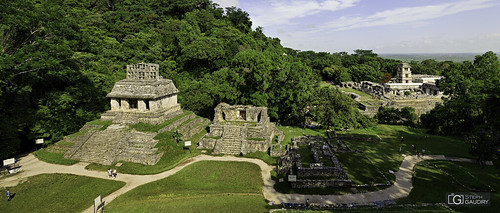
[213,126,244,155]
[63,111,211,165]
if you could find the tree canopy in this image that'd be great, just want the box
[0,0,373,159]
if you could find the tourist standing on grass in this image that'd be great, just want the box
[6,189,10,201]
[108,168,112,178]
[113,168,117,178]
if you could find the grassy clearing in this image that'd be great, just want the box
[337,87,385,103]
[338,125,472,158]
[129,111,192,132]
[0,174,124,213]
[336,125,471,184]
[336,152,388,185]
[242,151,279,165]
[33,149,78,165]
[105,161,269,213]
[274,124,474,194]
[297,144,315,168]
[277,126,326,148]
[398,160,499,213]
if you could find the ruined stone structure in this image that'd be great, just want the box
[199,103,284,155]
[101,63,182,124]
[338,63,444,117]
[64,63,188,165]
[64,123,162,165]
[278,136,352,188]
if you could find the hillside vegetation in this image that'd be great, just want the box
[0,0,372,159]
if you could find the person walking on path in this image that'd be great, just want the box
[422,148,425,156]
[6,189,11,201]
[107,168,112,178]
[113,169,117,178]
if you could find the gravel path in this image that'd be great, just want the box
[0,153,481,212]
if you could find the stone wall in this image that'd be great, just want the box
[290,179,353,188]
[101,104,182,124]
[297,167,349,179]
[199,103,283,155]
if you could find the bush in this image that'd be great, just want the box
[375,106,417,126]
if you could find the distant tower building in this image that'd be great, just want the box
[397,63,412,83]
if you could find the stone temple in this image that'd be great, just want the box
[199,103,284,155]
[64,63,183,165]
[101,63,182,124]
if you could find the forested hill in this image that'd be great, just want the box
[1,0,374,159]
[2,0,497,160]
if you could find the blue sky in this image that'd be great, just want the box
[212,0,500,54]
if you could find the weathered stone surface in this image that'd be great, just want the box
[277,136,351,188]
[158,113,196,133]
[102,63,181,125]
[199,103,283,155]
[64,124,162,165]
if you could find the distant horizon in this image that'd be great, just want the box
[213,0,500,54]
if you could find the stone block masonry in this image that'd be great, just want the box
[199,103,283,155]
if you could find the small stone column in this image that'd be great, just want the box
[121,99,129,110]
[110,99,120,111]
[138,100,147,111]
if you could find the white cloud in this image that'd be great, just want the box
[251,0,359,27]
[325,0,497,31]
[212,0,239,8]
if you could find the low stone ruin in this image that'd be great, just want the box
[199,103,284,155]
[277,136,352,188]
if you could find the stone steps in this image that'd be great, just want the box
[222,126,241,138]
[158,113,196,133]
[213,138,242,155]
[179,117,210,140]
[65,125,162,165]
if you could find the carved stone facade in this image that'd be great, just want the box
[199,103,284,155]
[101,63,182,124]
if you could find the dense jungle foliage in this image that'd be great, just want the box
[0,0,368,159]
[0,0,498,160]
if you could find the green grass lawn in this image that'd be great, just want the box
[242,151,279,165]
[273,124,474,194]
[277,126,326,148]
[337,87,385,104]
[297,144,315,168]
[33,149,79,165]
[398,160,499,213]
[105,161,269,213]
[0,174,124,213]
[338,124,472,158]
[335,124,472,184]
[336,152,389,185]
